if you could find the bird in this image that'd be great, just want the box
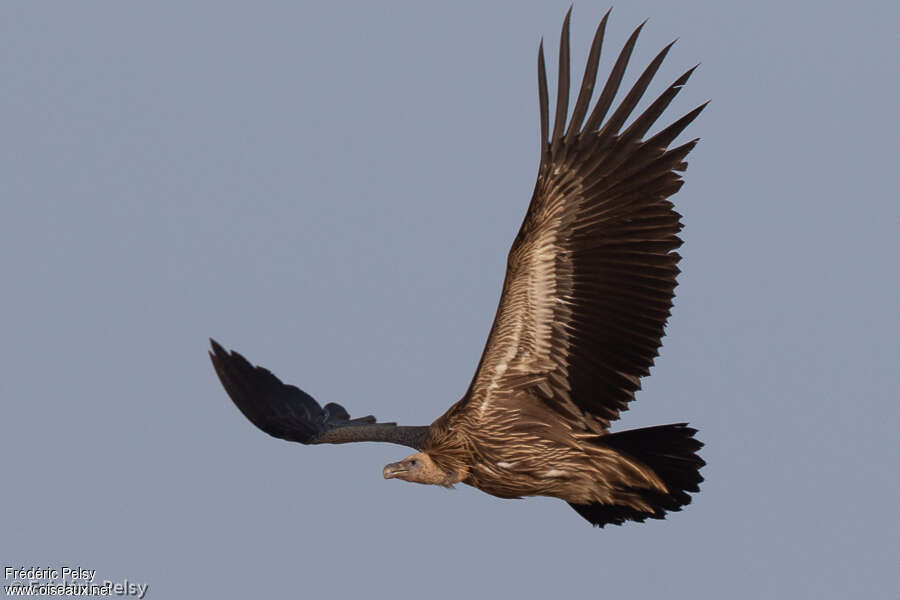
[210,8,707,528]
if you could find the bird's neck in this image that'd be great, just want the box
[423,427,471,485]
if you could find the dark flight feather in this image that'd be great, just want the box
[565,10,609,143]
[551,7,572,148]
[583,20,644,134]
[537,40,550,165]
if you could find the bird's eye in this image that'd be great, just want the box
[409,459,417,466]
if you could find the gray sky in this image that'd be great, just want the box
[2,1,897,598]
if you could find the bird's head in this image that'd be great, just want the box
[383,452,455,487]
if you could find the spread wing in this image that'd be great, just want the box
[209,339,428,449]
[462,11,706,432]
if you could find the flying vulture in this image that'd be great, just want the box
[210,9,706,527]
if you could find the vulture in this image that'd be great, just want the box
[210,9,706,528]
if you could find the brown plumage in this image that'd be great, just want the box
[210,9,706,528]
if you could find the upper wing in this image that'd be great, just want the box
[209,339,428,449]
[462,11,706,432]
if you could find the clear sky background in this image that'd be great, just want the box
[2,1,897,598]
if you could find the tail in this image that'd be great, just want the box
[569,423,705,527]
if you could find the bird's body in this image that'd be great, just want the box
[425,398,665,504]
[210,9,707,528]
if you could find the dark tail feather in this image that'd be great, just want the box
[569,423,705,527]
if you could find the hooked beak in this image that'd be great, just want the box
[382,462,407,479]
